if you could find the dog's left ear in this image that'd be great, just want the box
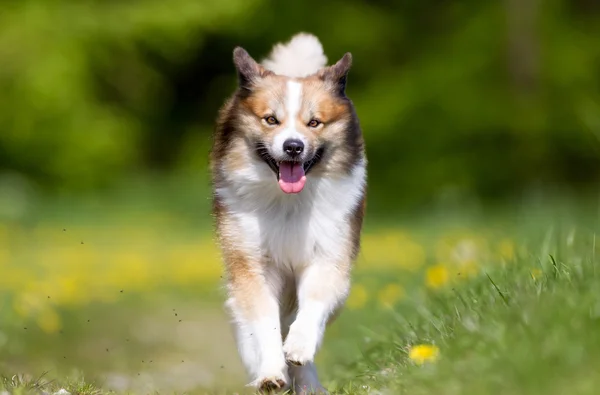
[233,47,272,91]
[319,52,352,96]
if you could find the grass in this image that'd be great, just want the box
[2,178,600,394]
[336,250,600,395]
[0,373,107,395]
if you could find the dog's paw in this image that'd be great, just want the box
[283,330,316,366]
[250,370,289,394]
[258,377,287,393]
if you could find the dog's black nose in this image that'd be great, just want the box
[283,139,304,158]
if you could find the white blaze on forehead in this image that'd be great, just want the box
[272,80,307,158]
[285,80,303,121]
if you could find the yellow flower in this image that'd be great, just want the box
[530,268,542,280]
[377,283,405,308]
[346,283,368,309]
[426,264,449,289]
[409,344,440,365]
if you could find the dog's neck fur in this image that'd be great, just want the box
[215,151,366,268]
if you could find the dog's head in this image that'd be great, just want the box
[227,46,360,194]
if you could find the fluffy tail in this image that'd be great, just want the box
[261,33,328,78]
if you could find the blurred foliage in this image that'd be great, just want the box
[1,0,600,211]
[0,0,259,189]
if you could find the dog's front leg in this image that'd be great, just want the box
[225,255,289,392]
[283,260,350,383]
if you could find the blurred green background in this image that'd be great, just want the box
[2,0,600,213]
[2,0,600,394]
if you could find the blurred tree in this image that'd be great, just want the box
[0,0,599,212]
[0,0,262,189]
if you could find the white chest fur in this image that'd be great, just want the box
[216,159,366,268]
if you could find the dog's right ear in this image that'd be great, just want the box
[318,52,352,96]
[233,47,271,91]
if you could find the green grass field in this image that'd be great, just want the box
[2,179,600,395]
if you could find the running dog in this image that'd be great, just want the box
[210,33,367,394]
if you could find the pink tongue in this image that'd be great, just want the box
[278,162,306,194]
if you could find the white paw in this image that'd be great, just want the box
[283,328,317,365]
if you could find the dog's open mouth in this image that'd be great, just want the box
[255,144,324,194]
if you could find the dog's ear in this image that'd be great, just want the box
[233,47,272,91]
[319,52,352,96]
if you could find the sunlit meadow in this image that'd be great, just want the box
[2,183,600,395]
[0,204,522,394]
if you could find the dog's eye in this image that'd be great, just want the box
[307,119,321,128]
[264,116,279,125]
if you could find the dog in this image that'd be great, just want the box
[210,33,367,394]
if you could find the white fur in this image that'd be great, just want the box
[261,33,328,78]
[217,155,365,267]
[224,262,291,390]
[272,81,308,159]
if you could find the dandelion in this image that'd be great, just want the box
[408,344,440,365]
[346,283,368,309]
[377,283,405,308]
[426,264,449,289]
